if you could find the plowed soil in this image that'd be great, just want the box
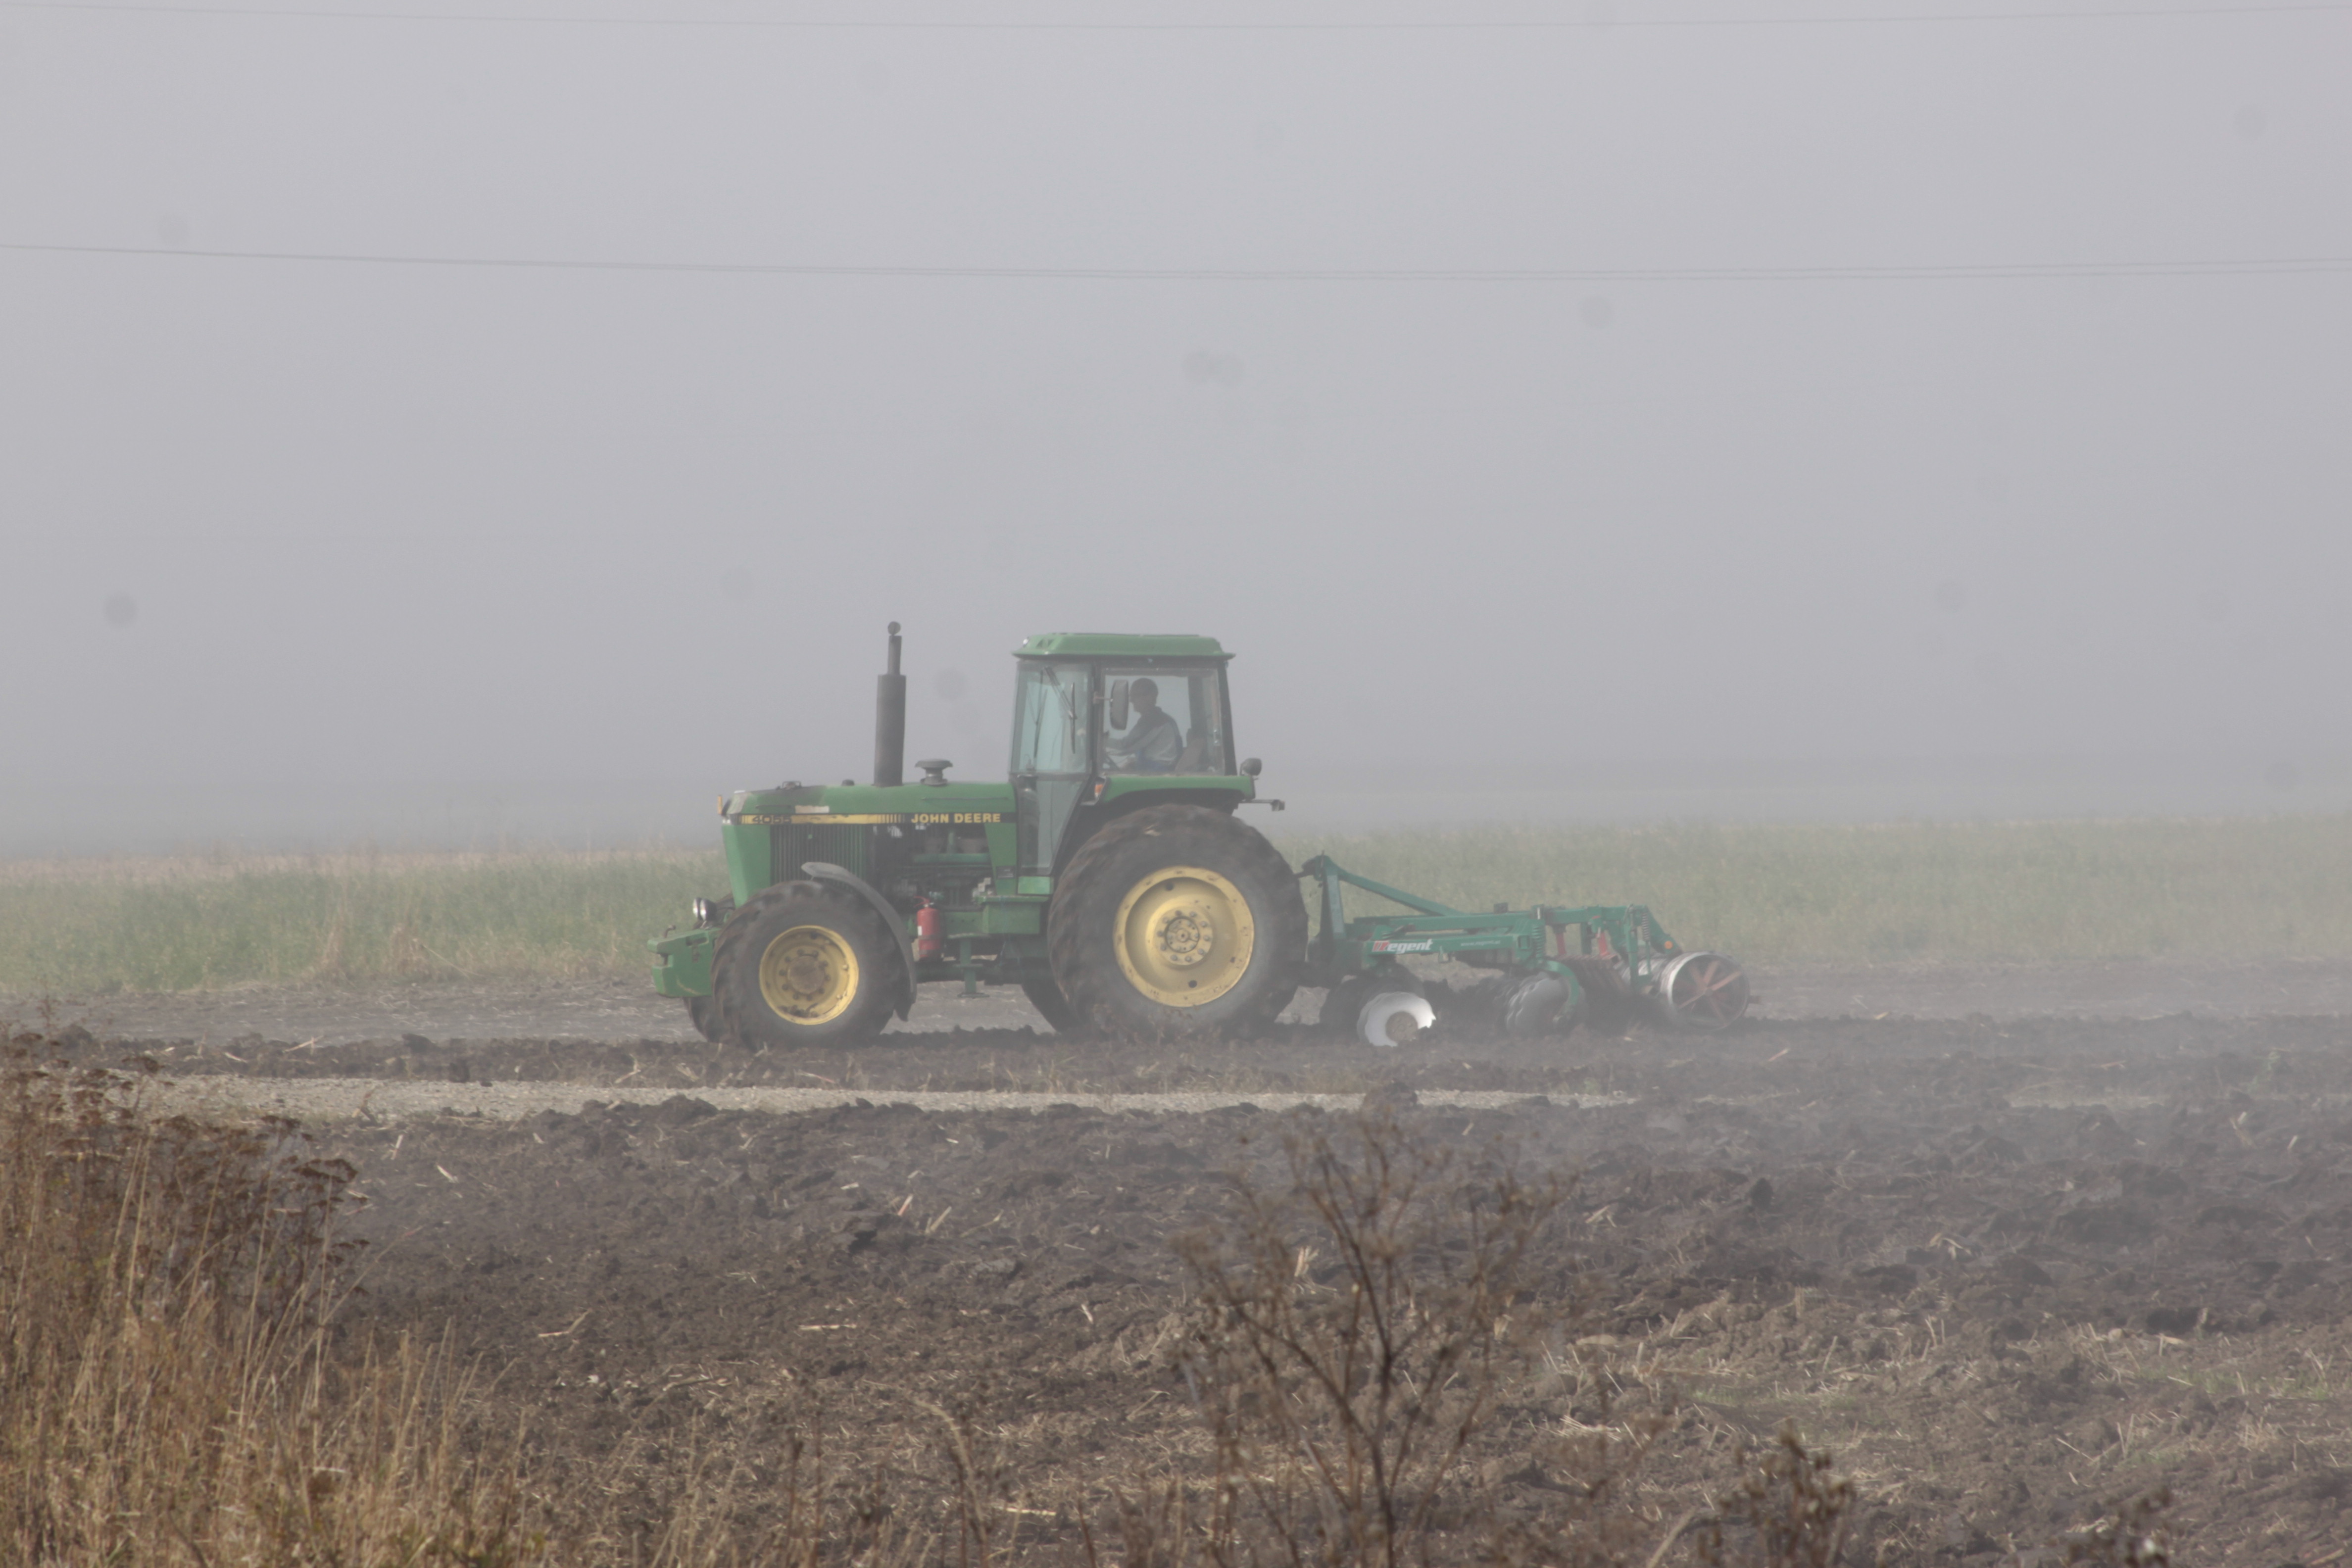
[24,983,2352,1564]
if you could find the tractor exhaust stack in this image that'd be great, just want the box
[874,622,907,786]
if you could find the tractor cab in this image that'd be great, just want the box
[1008,633,1249,878]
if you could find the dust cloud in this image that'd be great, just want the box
[3,4,2348,851]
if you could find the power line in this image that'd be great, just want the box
[3,0,2347,26]
[4,240,2349,280]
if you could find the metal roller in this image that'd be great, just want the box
[1648,951,1750,1030]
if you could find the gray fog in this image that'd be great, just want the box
[3,2,2348,854]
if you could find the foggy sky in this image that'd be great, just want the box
[3,1,2348,843]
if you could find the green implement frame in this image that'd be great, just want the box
[1298,854,1710,1026]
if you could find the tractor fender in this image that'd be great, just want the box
[800,861,917,1020]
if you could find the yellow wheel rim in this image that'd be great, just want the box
[1112,866,1255,1009]
[757,925,861,1025]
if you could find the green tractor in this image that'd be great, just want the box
[651,627,1308,1045]
[653,625,1750,1046]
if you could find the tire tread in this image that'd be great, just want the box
[1047,805,1306,1040]
[712,881,894,1047]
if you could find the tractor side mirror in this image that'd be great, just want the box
[1108,679,1130,732]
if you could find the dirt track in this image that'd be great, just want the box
[17,953,2352,1048]
[20,970,2352,1563]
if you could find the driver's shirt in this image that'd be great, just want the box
[1108,707,1184,771]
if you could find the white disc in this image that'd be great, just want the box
[1359,991,1435,1048]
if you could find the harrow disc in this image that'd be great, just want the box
[1648,951,1750,1030]
[1501,972,1570,1037]
[1359,991,1436,1048]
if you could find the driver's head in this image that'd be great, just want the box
[1130,678,1160,711]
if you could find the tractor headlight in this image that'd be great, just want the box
[692,897,718,927]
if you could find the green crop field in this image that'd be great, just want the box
[1,816,2349,996]
[0,847,726,995]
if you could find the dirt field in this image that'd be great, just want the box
[21,969,2352,1564]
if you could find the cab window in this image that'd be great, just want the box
[1101,665,1229,775]
[1011,661,1091,776]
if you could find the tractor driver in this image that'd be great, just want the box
[1106,678,1184,773]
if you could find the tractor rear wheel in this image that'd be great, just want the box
[1048,805,1306,1041]
[713,881,897,1048]
[1020,977,1083,1033]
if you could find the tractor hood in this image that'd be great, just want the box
[724,780,1017,826]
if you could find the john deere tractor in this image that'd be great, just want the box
[652,627,1307,1045]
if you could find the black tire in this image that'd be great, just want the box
[685,994,726,1042]
[1021,976,1083,1033]
[1047,805,1307,1041]
[712,881,898,1048]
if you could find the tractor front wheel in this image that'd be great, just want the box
[1048,805,1306,1041]
[713,881,898,1049]
[685,994,725,1042]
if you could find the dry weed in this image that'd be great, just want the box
[1147,1109,1691,1567]
[0,1040,539,1566]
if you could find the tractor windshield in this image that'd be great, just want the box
[1101,664,1231,775]
[1012,661,1091,777]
